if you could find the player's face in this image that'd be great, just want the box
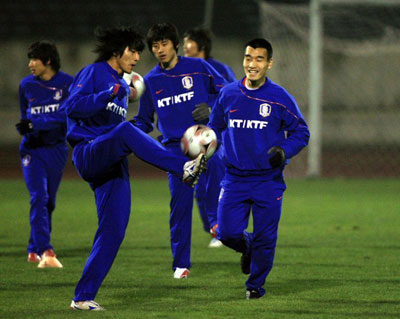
[152,39,178,69]
[28,58,48,78]
[116,46,141,74]
[183,37,200,58]
[243,46,272,87]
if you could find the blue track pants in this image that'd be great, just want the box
[72,122,187,301]
[20,143,68,255]
[217,176,286,293]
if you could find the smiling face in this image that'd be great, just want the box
[243,46,273,88]
[113,46,141,75]
[151,39,178,70]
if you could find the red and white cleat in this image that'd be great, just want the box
[27,252,41,263]
[173,267,190,279]
[38,249,63,268]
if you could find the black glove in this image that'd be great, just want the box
[268,146,286,168]
[109,83,127,100]
[16,119,33,135]
[192,103,211,122]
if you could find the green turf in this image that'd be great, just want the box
[0,178,399,318]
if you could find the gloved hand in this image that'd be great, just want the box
[16,119,33,135]
[268,146,286,168]
[192,103,211,122]
[109,83,127,100]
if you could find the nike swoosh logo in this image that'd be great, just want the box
[276,196,282,201]
[229,109,238,113]
[156,89,163,94]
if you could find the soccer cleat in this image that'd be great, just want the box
[209,225,223,247]
[241,252,251,274]
[70,300,105,311]
[246,289,263,300]
[27,252,41,263]
[208,238,223,248]
[173,267,190,279]
[182,153,206,187]
[210,224,218,237]
[37,249,63,268]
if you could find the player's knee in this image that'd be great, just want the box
[258,232,278,249]
[111,121,130,139]
[30,193,49,207]
[218,230,242,246]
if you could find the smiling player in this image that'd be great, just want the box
[209,38,310,299]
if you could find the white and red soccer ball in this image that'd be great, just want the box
[181,124,218,160]
[123,71,145,101]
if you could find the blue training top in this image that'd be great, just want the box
[65,61,130,146]
[209,77,310,178]
[133,56,228,144]
[19,71,73,147]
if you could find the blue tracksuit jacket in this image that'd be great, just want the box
[209,76,309,295]
[19,71,73,255]
[134,56,228,269]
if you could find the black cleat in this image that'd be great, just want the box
[246,289,263,300]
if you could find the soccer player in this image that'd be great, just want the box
[16,41,73,268]
[133,23,227,278]
[65,26,205,311]
[183,27,236,83]
[183,27,237,247]
[208,38,310,299]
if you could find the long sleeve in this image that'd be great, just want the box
[65,66,113,119]
[133,78,156,134]
[277,95,310,159]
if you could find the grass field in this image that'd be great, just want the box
[0,178,399,319]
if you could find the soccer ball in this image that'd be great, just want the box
[181,124,218,160]
[123,71,145,101]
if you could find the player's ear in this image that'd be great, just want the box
[267,59,273,69]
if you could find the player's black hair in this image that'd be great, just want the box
[94,25,145,63]
[27,41,61,72]
[146,23,180,53]
[245,38,273,61]
[183,28,212,60]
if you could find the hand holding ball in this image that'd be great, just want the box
[123,71,145,101]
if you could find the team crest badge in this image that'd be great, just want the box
[54,89,63,101]
[182,76,193,90]
[22,154,31,167]
[259,103,271,117]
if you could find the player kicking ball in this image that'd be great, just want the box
[66,25,206,311]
